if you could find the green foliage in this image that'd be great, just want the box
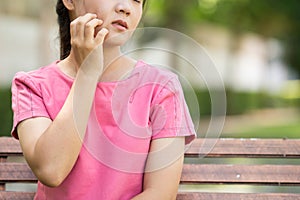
[0,87,13,137]
[203,0,300,75]
[144,0,199,31]
[226,90,274,115]
[144,0,300,76]
[184,88,296,117]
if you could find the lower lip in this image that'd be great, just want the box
[112,23,127,31]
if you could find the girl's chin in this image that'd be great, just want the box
[103,31,133,47]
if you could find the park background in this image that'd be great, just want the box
[0,0,299,195]
[1,0,299,138]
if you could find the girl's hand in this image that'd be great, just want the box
[70,13,109,75]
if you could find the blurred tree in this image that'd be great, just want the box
[144,0,300,76]
[144,0,200,31]
[203,0,300,77]
[143,0,199,69]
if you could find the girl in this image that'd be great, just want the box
[11,0,196,199]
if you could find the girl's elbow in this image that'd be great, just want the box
[34,166,66,187]
[165,193,177,200]
[41,178,63,188]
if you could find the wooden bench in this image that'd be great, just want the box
[1,137,300,199]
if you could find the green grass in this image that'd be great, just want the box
[223,122,300,138]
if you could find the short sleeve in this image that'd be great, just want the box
[11,73,50,139]
[150,77,196,145]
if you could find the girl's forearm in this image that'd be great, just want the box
[32,67,100,187]
[131,189,157,200]
[23,14,108,187]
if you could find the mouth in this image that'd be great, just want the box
[112,20,128,31]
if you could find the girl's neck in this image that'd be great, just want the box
[103,46,123,69]
[100,46,138,82]
[59,46,137,82]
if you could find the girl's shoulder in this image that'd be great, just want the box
[12,61,69,85]
[135,60,178,83]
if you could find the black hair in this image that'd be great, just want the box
[56,0,147,60]
[56,0,71,60]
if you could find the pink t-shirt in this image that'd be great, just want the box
[11,60,196,200]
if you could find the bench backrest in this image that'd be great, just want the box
[1,137,300,200]
[0,137,36,199]
[178,138,300,199]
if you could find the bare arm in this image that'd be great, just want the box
[17,13,108,187]
[131,137,185,200]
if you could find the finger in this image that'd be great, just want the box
[95,28,109,44]
[70,18,80,46]
[71,13,97,44]
[76,14,97,41]
[84,18,103,40]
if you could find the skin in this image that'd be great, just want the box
[17,0,185,199]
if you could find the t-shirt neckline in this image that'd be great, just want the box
[53,60,145,85]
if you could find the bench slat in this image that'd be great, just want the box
[2,137,300,157]
[4,163,299,185]
[181,164,300,184]
[0,191,35,200]
[176,192,300,200]
[186,139,300,158]
[0,163,37,182]
[0,137,22,156]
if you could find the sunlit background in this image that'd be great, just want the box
[0,0,300,195]
[0,0,299,138]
